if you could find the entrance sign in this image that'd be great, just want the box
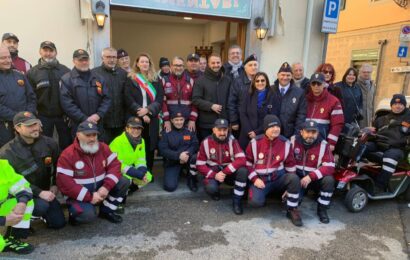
[110,0,252,19]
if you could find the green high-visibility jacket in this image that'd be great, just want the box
[109,132,152,186]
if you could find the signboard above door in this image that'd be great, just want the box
[110,0,252,19]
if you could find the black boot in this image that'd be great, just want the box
[317,204,330,224]
[99,211,123,223]
[232,198,243,215]
[187,174,198,192]
[210,192,220,201]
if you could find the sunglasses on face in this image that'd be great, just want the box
[311,82,322,86]
[322,70,333,75]
[255,79,266,83]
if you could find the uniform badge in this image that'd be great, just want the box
[186,84,190,89]
[183,135,191,141]
[75,161,85,169]
[225,151,229,157]
[23,112,31,117]
[311,154,316,161]
[320,108,324,114]
[292,97,296,104]
[96,81,102,95]
[165,82,172,87]
[258,153,264,159]
[44,157,52,165]
[294,148,300,154]
[17,79,24,86]
[102,160,106,167]
[88,123,93,128]
[276,155,280,161]
[210,148,216,154]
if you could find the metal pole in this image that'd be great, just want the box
[302,0,314,71]
[322,33,329,63]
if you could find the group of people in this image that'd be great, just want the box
[0,31,408,255]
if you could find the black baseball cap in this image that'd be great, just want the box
[214,118,229,128]
[2,33,19,42]
[263,115,281,131]
[40,41,56,51]
[187,53,199,61]
[73,49,89,59]
[13,111,40,126]
[309,73,325,85]
[126,117,144,128]
[302,120,319,131]
[77,121,99,134]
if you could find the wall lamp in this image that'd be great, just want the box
[94,0,107,29]
[254,17,269,40]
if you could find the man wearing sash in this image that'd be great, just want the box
[60,49,111,137]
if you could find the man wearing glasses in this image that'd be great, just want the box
[161,56,197,133]
[223,45,244,81]
[92,47,127,144]
[357,64,375,128]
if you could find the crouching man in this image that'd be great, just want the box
[57,121,129,225]
[291,120,335,223]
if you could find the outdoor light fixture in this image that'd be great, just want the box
[94,0,107,28]
[254,17,269,40]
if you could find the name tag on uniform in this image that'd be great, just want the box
[165,87,173,94]
[256,159,264,164]
[183,135,191,141]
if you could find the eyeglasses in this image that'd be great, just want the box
[322,70,333,75]
[103,56,117,59]
[173,64,184,67]
[311,82,322,86]
[255,79,266,83]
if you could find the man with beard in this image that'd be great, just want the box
[162,56,197,133]
[192,53,231,141]
[57,121,129,225]
[0,112,65,230]
[185,53,203,81]
[92,47,127,144]
[196,119,248,215]
[109,117,152,201]
[290,120,335,223]
[1,33,31,74]
[159,111,199,192]
[0,46,36,147]
[222,45,244,81]
[246,115,302,226]
[27,41,71,150]
[60,49,111,137]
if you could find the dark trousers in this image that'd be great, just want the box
[365,142,404,189]
[299,175,335,207]
[0,121,14,147]
[248,173,300,209]
[38,115,72,150]
[163,155,197,192]
[142,122,155,172]
[33,197,66,229]
[102,127,124,144]
[203,167,248,200]
[67,176,129,224]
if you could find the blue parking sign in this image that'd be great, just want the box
[325,0,339,18]
[398,46,408,58]
[322,0,341,33]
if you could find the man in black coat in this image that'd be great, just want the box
[192,53,231,141]
[60,49,111,137]
[292,62,310,90]
[222,44,244,81]
[27,41,71,149]
[272,62,306,138]
[92,47,127,144]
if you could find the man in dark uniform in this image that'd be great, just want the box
[158,111,199,192]
[0,112,65,230]
[60,49,111,138]
[92,47,127,144]
[27,41,71,150]
[1,33,31,74]
[0,47,36,147]
[272,62,306,138]
[185,53,203,81]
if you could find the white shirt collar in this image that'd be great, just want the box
[279,83,291,95]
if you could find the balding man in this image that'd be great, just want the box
[292,62,309,90]
[357,64,375,128]
[0,47,36,146]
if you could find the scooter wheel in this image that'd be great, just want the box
[345,185,368,212]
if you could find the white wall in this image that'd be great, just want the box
[0,0,94,68]
[112,19,206,69]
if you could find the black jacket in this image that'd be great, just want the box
[227,72,251,125]
[0,69,36,122]
[124,76,164,150]
[238,87,279,149]
[27,59,70,117]
[336,81,363,125]
[374,108,410,150]
[92,65,127,128]
[192,67,231,129]
[60,68,111,124]
[222,62,244,81]
[0,135,59,197]
[272,81,307,138]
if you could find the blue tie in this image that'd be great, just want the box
[280,88,286,96]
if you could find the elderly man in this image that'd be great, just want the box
[1,33,31,74]
[60,49,111,137]
[291,62,309,90]
[57,121,129,225]
[27,41,71,149]
[357,64,375,128]
[0,46,36,147]
[92,47,127,143]
[223,45,244,80]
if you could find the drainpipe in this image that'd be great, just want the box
[302,0,314,71]
[373,39,387,110]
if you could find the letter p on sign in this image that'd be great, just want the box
[326,0,339,19]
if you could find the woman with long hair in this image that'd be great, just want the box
[335,67,363,125]
[124,53,164,174]
[238,72,279,149]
